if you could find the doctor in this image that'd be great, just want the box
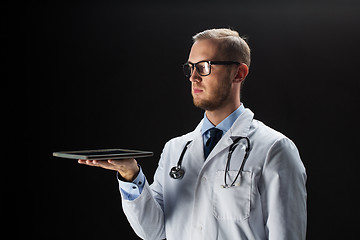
[79,28,307,240]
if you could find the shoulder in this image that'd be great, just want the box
[248,119,292,154]
[157,128,200,168]
[163,119,203,150]
[249,119,304,167]
[251,119,305,173]
[164,130,197,150]
[251,119,286,143]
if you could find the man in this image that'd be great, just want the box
[79,28,307,240]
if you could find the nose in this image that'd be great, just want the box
[189,68,202,83]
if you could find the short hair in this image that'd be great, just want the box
[192,28,251,67]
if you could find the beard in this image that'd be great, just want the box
[192,79,232,111]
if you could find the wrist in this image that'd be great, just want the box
[118,166,140,182]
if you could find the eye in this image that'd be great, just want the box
[183,63,193,77]
[197,62,210,75]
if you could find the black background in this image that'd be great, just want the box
[4,0,360,239]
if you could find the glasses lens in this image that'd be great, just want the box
[183,63,192,77]
[196,61,210,76]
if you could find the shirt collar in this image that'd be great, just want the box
[201,103,245,135]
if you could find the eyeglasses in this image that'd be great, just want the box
[182,60,240,78]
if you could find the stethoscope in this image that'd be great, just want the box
[169,136,251,188]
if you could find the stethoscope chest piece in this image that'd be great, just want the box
[169,166,185,179]
[169,140,192,180]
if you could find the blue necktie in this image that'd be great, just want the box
[204,128,223,159]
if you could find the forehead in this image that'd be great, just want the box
[188,39,224,62]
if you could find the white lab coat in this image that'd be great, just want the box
[120,109,307,240]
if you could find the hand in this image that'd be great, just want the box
[78,158,139,182]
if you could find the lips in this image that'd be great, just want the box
[193,88,203,94]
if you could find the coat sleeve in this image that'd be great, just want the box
[120,143,169,240]
[259,138,307,240]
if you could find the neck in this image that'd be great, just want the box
[205,102,241,126]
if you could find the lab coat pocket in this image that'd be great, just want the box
[213,170,252,221]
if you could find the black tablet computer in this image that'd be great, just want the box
[53,149,153,160]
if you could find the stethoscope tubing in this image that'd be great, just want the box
[170,137,251,188]
[224,137,250,188]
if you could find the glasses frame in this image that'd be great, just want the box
[183,60,240,78]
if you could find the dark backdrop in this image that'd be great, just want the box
[4,0,360,239]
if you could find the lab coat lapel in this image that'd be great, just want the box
[187,120,205,162]
[228,108,254,138]
[206,109,254,162]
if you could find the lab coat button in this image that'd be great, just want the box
[201,177,206,182]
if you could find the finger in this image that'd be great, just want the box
[108,158,137,166]
[90,160,118,170]
[108,160,128,173]
[107,159,123,165]
[79,160,110,168]
[78,159,129,172]
[78,160,96,167]
[86,160,97,165]
[108,159,139,177]
[78,159,97,165]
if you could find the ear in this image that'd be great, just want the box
[233,63,249,83]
